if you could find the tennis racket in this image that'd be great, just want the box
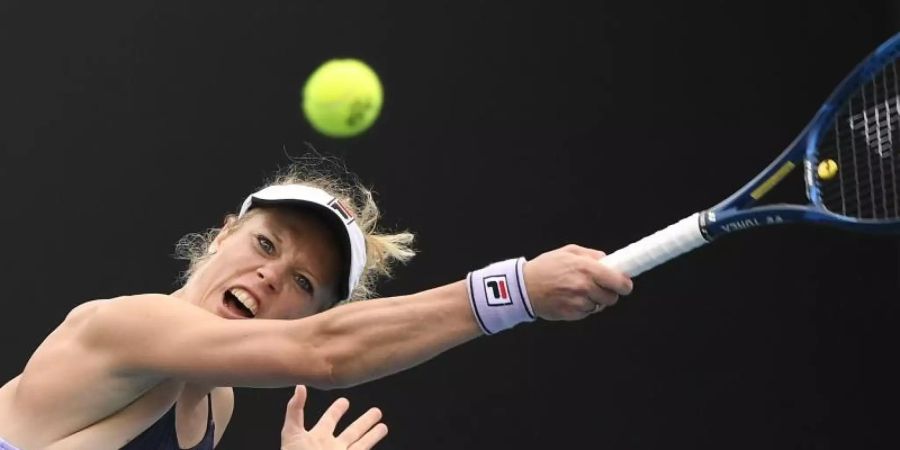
[600,32,900,277]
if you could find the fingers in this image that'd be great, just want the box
[338,407,383,444]
[586,257,633,297]
[585,286,617,311]
[285,390,388,450]
[281,385,307,437]
[562,244,632,295]
[349,423,389,450]
[579,303,605,315]
[310,396,350,435]
[562,283,613,316]
[525,244,637,321]
[562,245,634,316]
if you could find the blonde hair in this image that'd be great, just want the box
[174,154,416,302]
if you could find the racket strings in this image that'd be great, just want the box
[818,55,900,220]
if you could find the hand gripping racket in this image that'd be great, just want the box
[600,33,900,277]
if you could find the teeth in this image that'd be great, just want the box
[228,288,258,316]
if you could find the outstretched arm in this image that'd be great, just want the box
[302,245,632,388]
[82,245,632,389]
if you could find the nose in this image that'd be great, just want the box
[256,265,282,293]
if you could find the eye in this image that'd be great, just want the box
[294,273,315,294]
[256,235,275,255]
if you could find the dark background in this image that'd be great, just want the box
[1,1,899,449]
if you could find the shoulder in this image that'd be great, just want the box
[78,293,196,327]
[211,387,234,447]
[66,294,174,321]
[44,295,172,344]
[60,298,111,325]
[69,293,208,360]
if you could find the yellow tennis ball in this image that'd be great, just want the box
[302,59,383,138]
[817,159,839,180]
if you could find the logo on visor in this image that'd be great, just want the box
[483,275,511,306]
[328,199,356,225]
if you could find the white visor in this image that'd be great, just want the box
[238,184,366,301]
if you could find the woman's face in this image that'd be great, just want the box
[186,207,342,320]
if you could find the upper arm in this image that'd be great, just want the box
[79,294,334,388]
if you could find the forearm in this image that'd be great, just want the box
[300,280,482,388]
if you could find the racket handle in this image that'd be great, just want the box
[599,212,708,277]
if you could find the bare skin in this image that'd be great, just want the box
[281,386,389,450]
[0,207,632,450]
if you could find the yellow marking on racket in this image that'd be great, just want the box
[817,159,839,180]
[750,161,796,200]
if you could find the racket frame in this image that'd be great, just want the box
[600,33,900,277]
[701,33,900,240]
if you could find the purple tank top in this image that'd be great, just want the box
[119,394,215,450]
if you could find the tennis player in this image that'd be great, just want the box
[0,160,632,449]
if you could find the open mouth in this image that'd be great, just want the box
[223,290,255,318]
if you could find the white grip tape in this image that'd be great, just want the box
[599,212,708,277]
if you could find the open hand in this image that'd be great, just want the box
[281,385,388,450]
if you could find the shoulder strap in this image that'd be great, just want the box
[206,392,213,422]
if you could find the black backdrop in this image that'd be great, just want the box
[1,1,899,449]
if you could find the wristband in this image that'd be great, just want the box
[466,257,535,335]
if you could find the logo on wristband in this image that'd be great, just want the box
[483,275,511,306]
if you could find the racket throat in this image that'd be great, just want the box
[703,207,798,239]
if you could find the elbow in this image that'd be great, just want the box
[309,343,374,390]
[287,343,356,391]
[306,367,348,391]
[288,353,339,390]
[314,353,361,391]
[286,315,369,390]
[325,373,365,391]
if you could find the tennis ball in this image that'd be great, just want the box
[817,159,839,180]
[302,59,383,138]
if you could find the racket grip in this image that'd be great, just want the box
[599,212,708,277]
